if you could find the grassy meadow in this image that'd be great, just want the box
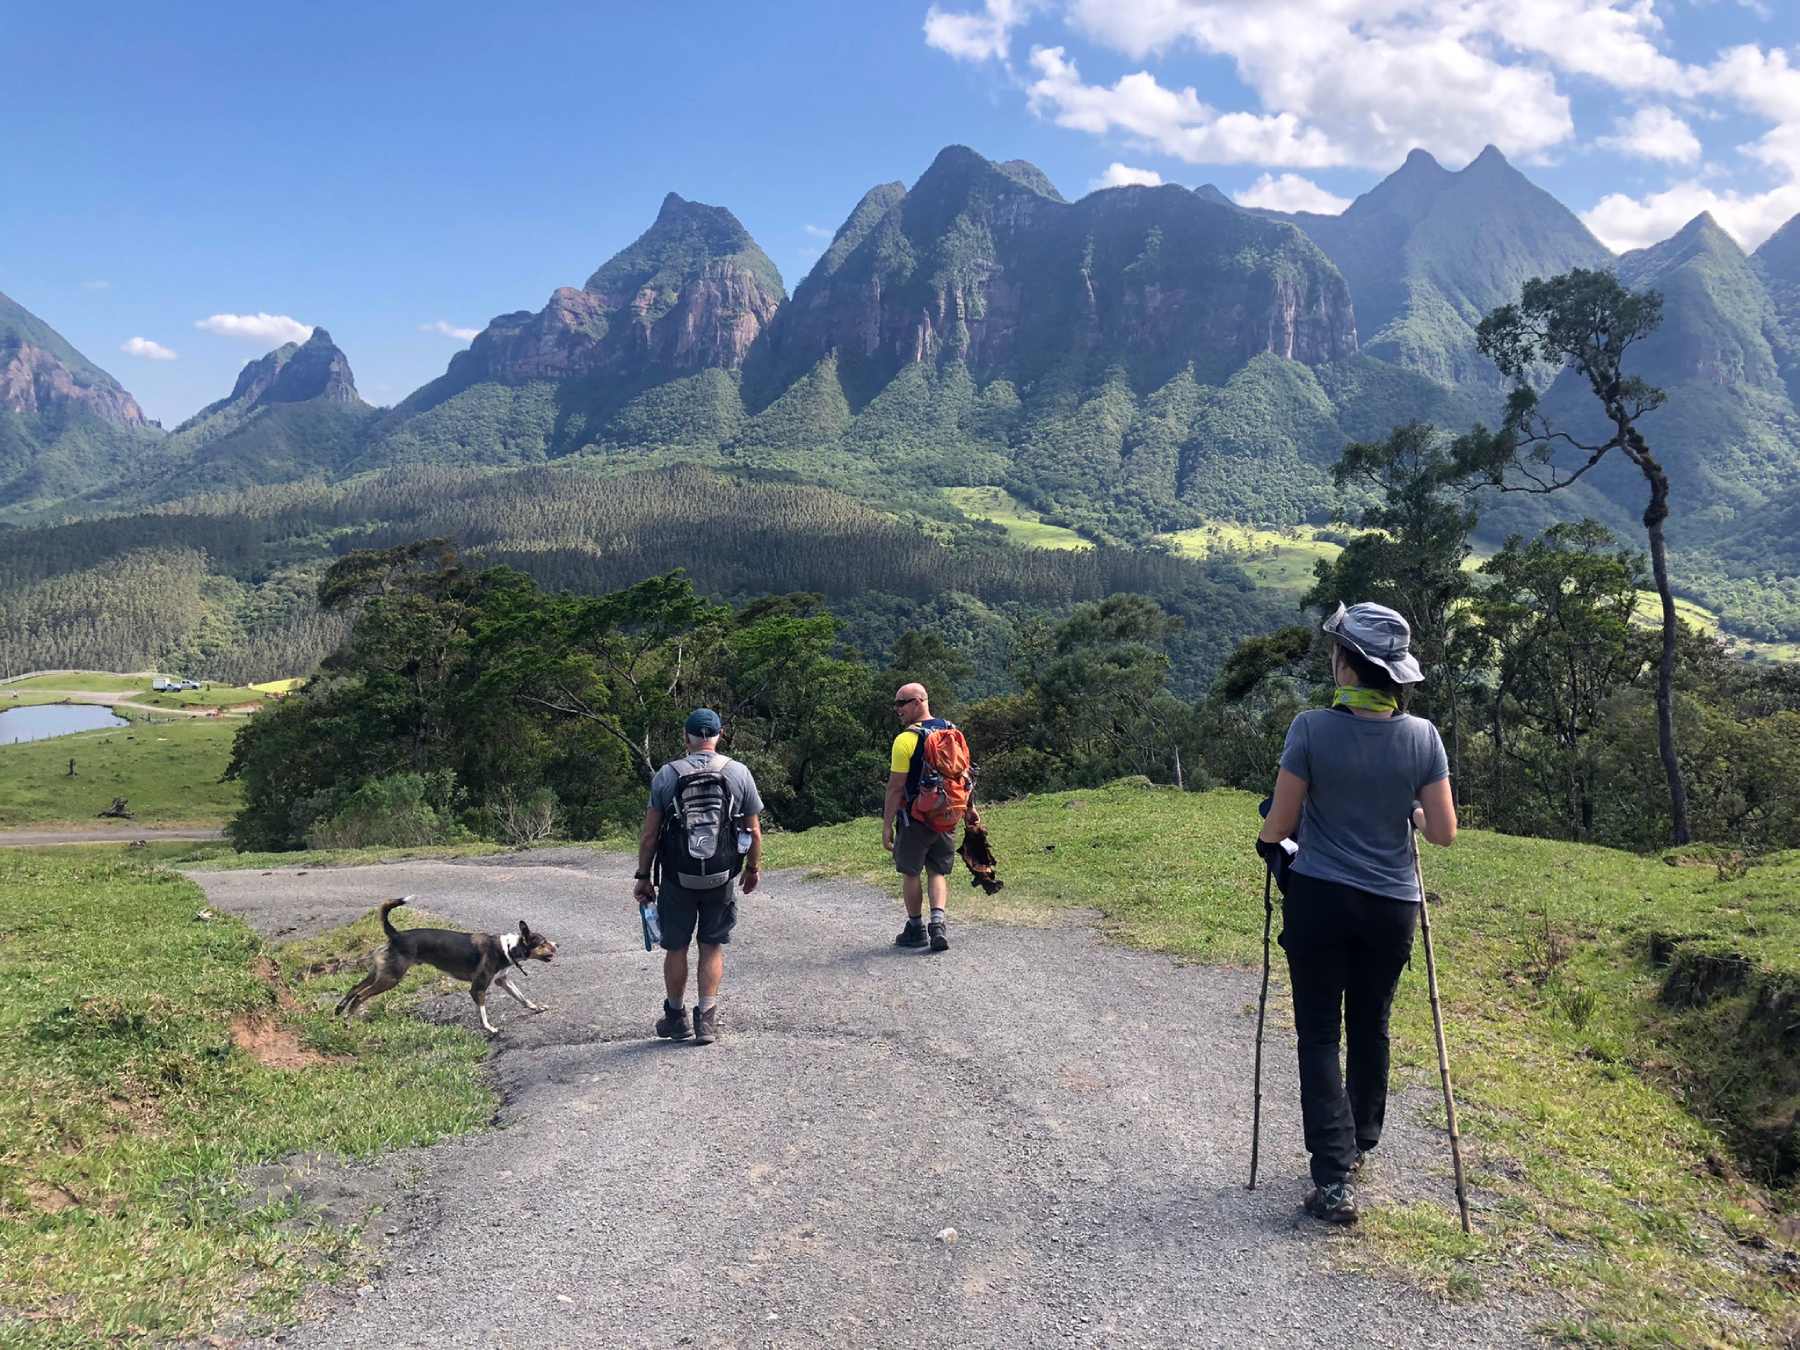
[1158,522,1343,596]
[0,848,494,1345]
[0,717,242,828]
[771,785,1800,1347]
[942,485,1094,550]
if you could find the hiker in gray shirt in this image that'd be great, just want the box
[633,708,764,1047]
[1257,602,1458,1225]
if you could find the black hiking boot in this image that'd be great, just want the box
[895,919,929,949]
[1304,1182,1359,1225]
[928,918,950,953]
[655,1002,691,1040]
[692,1005,719,1046]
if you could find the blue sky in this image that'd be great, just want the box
[2,0,1795,425]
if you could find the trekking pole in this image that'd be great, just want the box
[1248,858,1274,1190]
[1411,828,1472,1234]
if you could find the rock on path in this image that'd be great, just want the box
[190,849,1530,1349]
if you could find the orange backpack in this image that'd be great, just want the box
[907,722,972,833]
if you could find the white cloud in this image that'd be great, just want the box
[1597,106,1702,164]
[81,279,110,291]
[802,223,832,238]
[419,319,480,341]
[120,336,177,361]
[1090,161,1165,189]
[924,0,1028,63]
[1023,30,1569,171]
[1028,46,1344,167]
[1235,172,1353,214]
[195,312,313,344]
[1581,179,1800,252]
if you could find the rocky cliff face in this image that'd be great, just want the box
[0,340,147,425]
[761,146,1356,392]
[0,290,146,428]
[448,194,784,390]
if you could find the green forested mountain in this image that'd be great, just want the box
[5,144,1800,649]
[70,328,377,509]
[0,291,160,513]
[354,192,787,472]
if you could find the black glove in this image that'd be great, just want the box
[1255,836,1294,894]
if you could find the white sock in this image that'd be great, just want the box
[930,907,945,923]
[698,995,718,1013]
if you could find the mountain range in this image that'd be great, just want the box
[6,143,1800,640]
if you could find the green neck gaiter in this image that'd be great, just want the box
[1333,685,1400,715]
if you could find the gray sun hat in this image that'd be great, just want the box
[1322,602,1425,685]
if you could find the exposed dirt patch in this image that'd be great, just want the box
[230,1016,340,1069]
[251,954,303,1013]
[21,1180,80,1214]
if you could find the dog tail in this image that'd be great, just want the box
[379,896,412,940]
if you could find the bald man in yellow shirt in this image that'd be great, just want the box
[883,681,962,952]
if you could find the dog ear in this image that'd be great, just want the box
[519,920,531,938]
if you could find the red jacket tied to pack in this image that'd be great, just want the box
[908,722,972,832]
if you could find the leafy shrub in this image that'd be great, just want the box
[306,772,463,850]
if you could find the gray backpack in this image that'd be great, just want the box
[658,754,742,889]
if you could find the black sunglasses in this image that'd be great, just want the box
[894,697,918,707]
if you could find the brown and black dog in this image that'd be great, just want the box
[335,897,557,1035]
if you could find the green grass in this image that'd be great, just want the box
[127,685,271,711]
[0,718,242,828]
[943,486,1093,550]
[770,785,1799,1347]
[0,849,494,1345]
[1,673,160,693]
[1159,521,1342,596]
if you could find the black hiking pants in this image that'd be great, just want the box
[1278,870,1419,1186]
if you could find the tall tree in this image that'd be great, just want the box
[1304,422,1485,792]
[1471,522,1651,840]
[1465,269,1692,842]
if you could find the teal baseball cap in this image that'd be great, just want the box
[684,707,722,737]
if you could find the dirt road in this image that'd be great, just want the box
[191,850,1530,1349]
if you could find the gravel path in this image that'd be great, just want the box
[190,850,1533,1349]
[0,826,224,846]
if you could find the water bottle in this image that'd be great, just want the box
[736,828,752,856]
[639,900,661,951]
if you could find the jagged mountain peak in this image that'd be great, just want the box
[1753,213,1800,275]
[585,193,784,303]
[912,145,1060,203]
[1621,212,1745,285]
[182,326,360,433]
[1194,184,1235,207]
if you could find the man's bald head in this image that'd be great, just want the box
[894,682,930,720]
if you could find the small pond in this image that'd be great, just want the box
[0,704,130,744]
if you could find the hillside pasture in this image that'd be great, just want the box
[0,717,242,828]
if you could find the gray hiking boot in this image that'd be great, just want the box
[928,918,950,953]
[1305,1182,1359,1225]
[655,1002,691,1040]
[692,1005,719,1046]
[896,919,929,948]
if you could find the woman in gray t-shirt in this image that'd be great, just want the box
[1256,602,1457,1225]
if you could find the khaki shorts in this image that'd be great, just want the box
[893,813,955,878]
